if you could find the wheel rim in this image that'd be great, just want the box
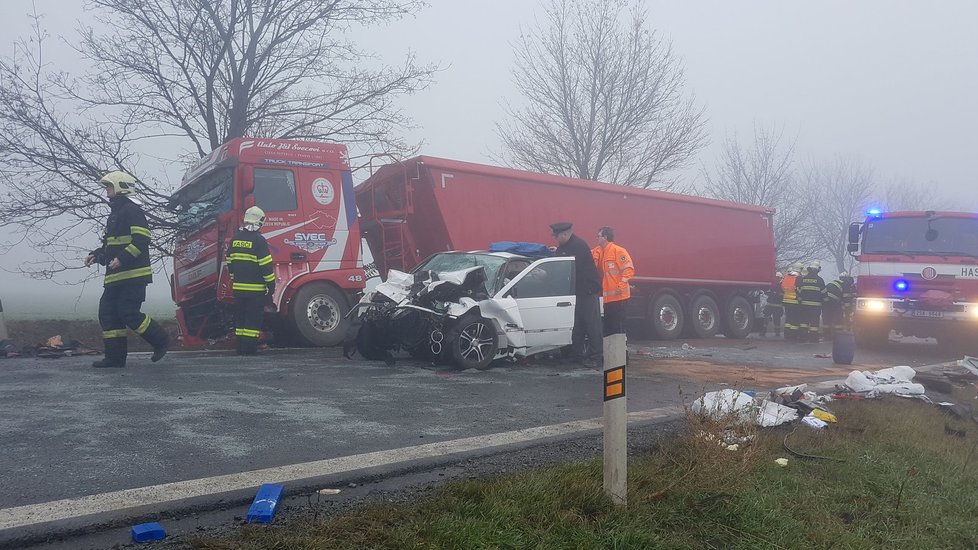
[458,322,494,363]
[306,294,340,333]
[697,307,716,331]
[732,306,750,331]
[659,305,679,331]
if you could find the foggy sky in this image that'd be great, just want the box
[1,0,976,316]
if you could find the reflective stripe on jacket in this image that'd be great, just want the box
[796,274,825,306]
[90,196,153,287]
[226,229,275,293]
[592,242,635,303]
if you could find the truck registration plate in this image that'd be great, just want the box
[912,310,943,318]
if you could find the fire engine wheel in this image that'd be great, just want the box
[450,316,498,370]
[291,282,350,347]
[649,294,684,340]
[689,295,720,339]
[722,295,754,339]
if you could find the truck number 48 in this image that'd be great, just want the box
[348,275,364,282]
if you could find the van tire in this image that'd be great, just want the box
[290,282,349,347]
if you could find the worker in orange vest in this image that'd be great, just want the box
[592,226,635,336]
[781,263,802,341]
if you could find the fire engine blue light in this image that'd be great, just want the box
[867,208,882,218]
[894,279,910,292]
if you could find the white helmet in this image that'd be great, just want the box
[243,206,266,229]
[808,260,821,271]
[839,271,848,278]
[775,272,783,278]
[99,171,137,196]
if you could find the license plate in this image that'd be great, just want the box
[912,310,943,318]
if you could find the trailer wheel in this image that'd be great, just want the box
[649,294,684,340]
[722,295,753,339]
[290,282,350,347]
[689,295,720,339]
[449,316,498,370]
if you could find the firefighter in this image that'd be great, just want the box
[762,272,785,337]
[796,261,826,343]
[592,226,635,336]
[822,272,847,339]
[781,263,802,341]
[551,222,602,367]
[84,171,169,368]
[226,206,276,355]
[840,272,857,328]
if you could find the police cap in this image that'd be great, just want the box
[549,222,573,235]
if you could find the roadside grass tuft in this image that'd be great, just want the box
[191,394,978,549]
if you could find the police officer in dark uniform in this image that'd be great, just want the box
[226,206,276,355]
[551,222,602,366]
[85,171,169,368]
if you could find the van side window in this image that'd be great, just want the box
[253,168,298,212]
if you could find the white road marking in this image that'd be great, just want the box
[0,406,682,531]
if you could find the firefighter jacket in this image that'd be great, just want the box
[592,242,635,303]
[90,196,153,287]
[824,280,844,305]
[226,229,275,294]
[796,273,826,306]
[767,282,784,305]
[781,273,799,304]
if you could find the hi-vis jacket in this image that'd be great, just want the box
[90,196,153,287]
[781,273,799,304]
[225,229,275,294]
[592,243,635,303]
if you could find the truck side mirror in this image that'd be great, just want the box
[847,223,861,245]
[847,243,859,253]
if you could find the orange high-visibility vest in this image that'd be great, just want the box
[592,243,635,303]
[782,273,799,303]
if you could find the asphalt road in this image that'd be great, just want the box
[0,334,960,548]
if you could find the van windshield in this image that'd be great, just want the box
[863,216,978,257]
[171,168,233,231]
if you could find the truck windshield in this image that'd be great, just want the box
[415,253,509,291]
[172,168,233,231]
[863,216,978,257]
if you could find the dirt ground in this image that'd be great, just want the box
[628,356,866,386]
[3,318,183,354]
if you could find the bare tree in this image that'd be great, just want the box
[496,0,707,191]
[802,156,876,274]
[0,0,435,278]
[883,178,955,212]
[700,126,818,268]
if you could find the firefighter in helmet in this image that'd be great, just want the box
[781,263,803,340]
[226,206,276,355]
[85,171,170,368]
[796,260,826,342]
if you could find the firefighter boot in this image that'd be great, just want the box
[93,338,128,368]
[140,320,170,362]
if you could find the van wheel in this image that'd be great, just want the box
[723,295,753,339]
[689,295,720,339]
[649,294,684,340]
[450,316,498,370]
[291,282,349,346]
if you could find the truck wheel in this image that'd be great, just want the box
[722,295,753,339]
[689,295,720,339]
[649,294,684,340]
[450,316,498,370]
[290,282,350,347]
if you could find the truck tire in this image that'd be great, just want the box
[649,294,684,340]
[290,282,350,347]
[449,316,498,370]
[689,295,720,339]
[722,295,754,339]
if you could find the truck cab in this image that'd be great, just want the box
[170,138,365,347]
[848,210,978,347]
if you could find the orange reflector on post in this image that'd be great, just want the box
[603,366,625,401]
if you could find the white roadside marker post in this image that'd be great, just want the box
[602,333,627,505]
[0,299,9,341]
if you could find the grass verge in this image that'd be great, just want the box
[190,396,978,549]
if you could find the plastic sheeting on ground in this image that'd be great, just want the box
[690,389,799,427]
[844,365,925,396]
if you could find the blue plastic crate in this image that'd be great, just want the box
[246,483,285,523]
[131,522,165,543]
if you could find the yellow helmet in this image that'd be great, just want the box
[243,206,266,228]
[98,171,137,196]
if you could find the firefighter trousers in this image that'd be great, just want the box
[98,283,169,366]
[783,301,800,340]
[603,299,627,336]
[234,292,265,355]
[798,304,822,342]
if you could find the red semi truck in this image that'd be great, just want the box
[357,156,776,340]
[847,210,978,348]
[170,138,366,347]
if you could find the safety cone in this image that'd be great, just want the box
[0,299,9,341]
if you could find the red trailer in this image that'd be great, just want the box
[356,156,776,340]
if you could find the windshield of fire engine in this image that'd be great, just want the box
[862,216,978,257]
[171,168,233,231]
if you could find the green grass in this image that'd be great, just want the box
[191,397,978,550]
